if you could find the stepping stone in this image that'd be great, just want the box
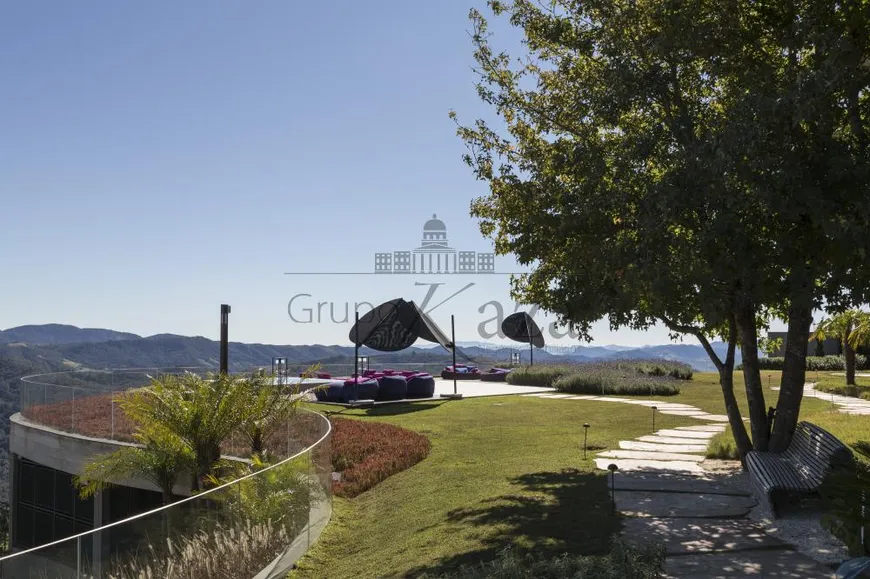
[694,415,731,422]
[598,450,705,462]
[565,395,601,400]
[674,425,726,432]
[594,458,705,474]
[621,518,784,555]
[610,473,751,496]
[660,410,712,417]
[620,440,708,453]
[663,549,836,578]
[639,435,712,445]
[615,490,756,518]
[655,429,717,439]
[542,394,574,398]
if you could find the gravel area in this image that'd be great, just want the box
[748,497,850,566]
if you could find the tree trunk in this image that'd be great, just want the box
[735,301,769,451]
[845,339,856,385]
[769,299,813,452]
[719,364,753,460]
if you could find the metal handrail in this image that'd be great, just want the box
[0,408,332,564]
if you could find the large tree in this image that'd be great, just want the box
[812,310,870,386]
[455,0,870,455]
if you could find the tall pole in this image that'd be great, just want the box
[354,310,360,402]
[452,315,457,395]
[530,340,533,366]
[220,304,231,375]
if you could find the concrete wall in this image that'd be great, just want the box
[10,413,190,496]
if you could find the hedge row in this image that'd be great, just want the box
[506,360,684,396]
[742,355,870,371]
[330,417,430,498]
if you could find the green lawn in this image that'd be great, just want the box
[293,372,870,578]
[293,396,694,579]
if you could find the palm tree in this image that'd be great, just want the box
[123,372,249,491]
[75,423,194,505]
[811,310,870,385]
[238,366,321,461]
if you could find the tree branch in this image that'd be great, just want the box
[659,314,725,372]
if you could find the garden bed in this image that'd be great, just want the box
[506,360,688,396]
[330,417,430,498]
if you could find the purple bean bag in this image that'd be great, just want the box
[377,375,408,401]
[314,379,348,402]
[481,368,511,382]
[407,373,436,398]
[341,378,379,402]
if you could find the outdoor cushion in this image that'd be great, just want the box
[407,374,436,398]
[314,379,347,402]
[315,372,332,379]
[481,368,510,382]
[377,375,408,401]
[341,378,379,402]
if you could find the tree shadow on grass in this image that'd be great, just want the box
[406,468,619,578]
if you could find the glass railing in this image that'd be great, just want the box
[5,370,333,579]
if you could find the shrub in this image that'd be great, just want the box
[705,431,739,460]
[749,355,870,372]
[814,381,870,400]
[599,359,693,380]
[331,418,430,498]
[552,371,680,396]
[505,365,571,387]
[425,541,665,579]
[819,442,870,556]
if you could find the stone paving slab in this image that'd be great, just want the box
[663,550,835,578]
[621,518,783,554]
[616,490,756,518]
[694,414,731,422]
[655,429,717,439]
[660,410,712,416]
[638,435,713,445]
[609,472,751,496]
[594,458,705,474]
[599,449,706,462]
[674,425,726,432]
[619,440,709,453]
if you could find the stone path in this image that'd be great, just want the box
[805,382,870,415]
[614,472,837,578]
[523,392,729,473]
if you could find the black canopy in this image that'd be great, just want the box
[349,298,453,352]
[502,311,545,348]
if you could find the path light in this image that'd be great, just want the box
[651,405,658,432]
[607,463,619,513]
[583,423,590,459]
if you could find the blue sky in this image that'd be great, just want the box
[0,1,768,347]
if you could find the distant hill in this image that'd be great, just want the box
[0,324,140,346]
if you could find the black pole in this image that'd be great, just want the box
[452,315,457,395]
[530,340,533,366]
[354,310,360,402]
[220,304,231,375]
[583,423,590,460]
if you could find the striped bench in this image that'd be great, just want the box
[746,421,853,516]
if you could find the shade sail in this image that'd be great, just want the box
[349,298,453,352]
[502,312,545,348]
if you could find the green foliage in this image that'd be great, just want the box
[505,366,571,387]
[819,442,870,556]
[552,372,680,397]
[751,356,870,372]
[705,432,740,460]
[455,0,870,455]
[507,362,683,396]
[423,541,665,579]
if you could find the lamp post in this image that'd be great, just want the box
[651,405,658,432]
[607,463,619,513]
[220,304,231,375]
[583,423,590,459]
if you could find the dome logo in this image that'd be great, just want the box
[373,214,496,274]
